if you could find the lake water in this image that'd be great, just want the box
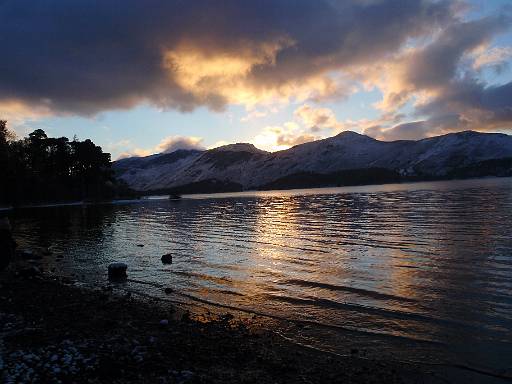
[11,178,512,380]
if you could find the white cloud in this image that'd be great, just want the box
[155,135,204,153]
[116,135,205,159]
[472,46,512,70]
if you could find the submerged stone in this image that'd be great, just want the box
[161,254,173,264]
[107,262,127,280]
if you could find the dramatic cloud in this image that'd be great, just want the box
[0,0,454,116]
[0,101,52,131]
[1,0,511,141]
[357,11,512,140]
[294,104,342,132]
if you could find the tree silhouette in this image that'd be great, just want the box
[0,120,135,205]
[0,121,11,203]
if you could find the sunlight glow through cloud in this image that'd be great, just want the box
[0,0,511,157]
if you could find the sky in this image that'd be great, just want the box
[1,0,512,159]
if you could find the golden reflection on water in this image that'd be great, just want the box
[254,197,301,273]
[10,178,512,371]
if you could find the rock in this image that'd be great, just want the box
[164,287,173,294]
[136,244,144,247]
[161,254,173,264]
[42,248,52,256]
[107,262,127,280]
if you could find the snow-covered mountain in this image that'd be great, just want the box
[113,131,512,192]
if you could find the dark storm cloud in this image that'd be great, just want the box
[404,14,510,90]
[367,11,512,141]
[0,0,455,115]
[416,79,512,131]
[370,77,512,140]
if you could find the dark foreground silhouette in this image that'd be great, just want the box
[0,120,135,205]
[0,216,15,271]
[3,264,510,383]
[0,270,426,384]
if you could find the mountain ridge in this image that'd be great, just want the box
[113,130,512,193]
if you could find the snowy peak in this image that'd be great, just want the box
[114,130,512,192]
[333,130,370,139]
[212,143,268,154]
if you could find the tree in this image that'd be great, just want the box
[0,121,11,202]
[0,120,15,144]
[0,121,134,205]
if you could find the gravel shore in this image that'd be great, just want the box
[0,268,440,384]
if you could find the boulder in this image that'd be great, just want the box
[108,262,128,280]
[161,254,173,264]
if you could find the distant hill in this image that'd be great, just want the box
[113,131,512,193]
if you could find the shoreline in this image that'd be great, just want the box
[0,270,431,384]
[2,261,511,383]
[2,176,510,211]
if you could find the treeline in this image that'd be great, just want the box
[0,120,136,205]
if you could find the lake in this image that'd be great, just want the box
[11,178,512,379]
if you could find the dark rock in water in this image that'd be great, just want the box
[136,244,144,247]
[161,254,173,264]
[164,287,173,294]
[108,262,128,280]
[42,247,52,256]
[18,266,42,279]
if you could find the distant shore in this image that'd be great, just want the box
[3,176,511,212]
[0,198,142,211]
[0,268,429,384]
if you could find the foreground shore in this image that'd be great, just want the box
[0,270,440,384]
